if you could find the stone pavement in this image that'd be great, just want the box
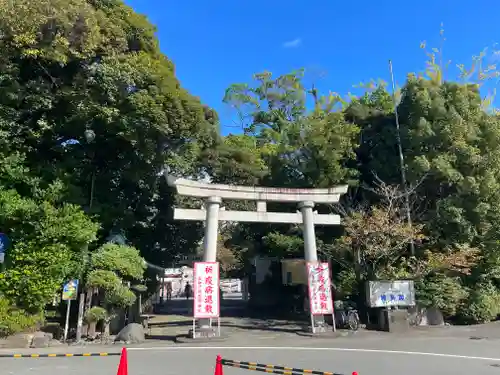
[146,313,500,342]
[146,314,307,341]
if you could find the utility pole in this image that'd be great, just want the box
[389,60,415,256]
[76,128,97,342]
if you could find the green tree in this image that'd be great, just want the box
[0,176,98,312]
[398,78,500,247]
[222,70,359,260]
[345,86,402,189]
[206,134,267,186]
[340,42,500,320]
[0,0,218,270]
[224,70,359,188]
[86,243,145,333]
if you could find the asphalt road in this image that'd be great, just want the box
[3,342,500,375]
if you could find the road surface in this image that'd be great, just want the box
[3,337,500,375]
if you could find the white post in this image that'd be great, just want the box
[242,277,249,301]
[63,300,71,342]
[299,201,325,332]
[202,196,222,262]
[298,201,318,262]
[76,294,85,342]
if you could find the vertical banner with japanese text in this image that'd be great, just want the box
[306,262,334,315]
[193,262,220,318]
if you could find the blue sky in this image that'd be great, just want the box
[124,0,500,135]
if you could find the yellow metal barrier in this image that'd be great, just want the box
[0,352,120,358]
[217,356,358,375]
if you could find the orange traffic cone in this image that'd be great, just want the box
[214,355,223,375]
[116,347,128,375]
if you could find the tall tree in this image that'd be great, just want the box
[0,154,98,312]
[398,78,500,249]
[224,70,359,188]
[222,70,359,258]
[0,0,218,268]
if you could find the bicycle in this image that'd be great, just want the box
[407,306,423,327]
[346,308,361,331]
[335,301,361,331]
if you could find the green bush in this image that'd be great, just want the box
[458,282,500,323]
[84,306,108,323]
[104,284,136,309]
[333,269,357,298]
[0,296,43,337]
[415,273,467,317]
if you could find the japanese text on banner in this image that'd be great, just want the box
[307,262,333,315]
[193,262,220,318]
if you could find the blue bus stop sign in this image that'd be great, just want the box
[0,233,9,264]
[0,233,10,254]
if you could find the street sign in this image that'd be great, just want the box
[62,279,79,343]
[0,233,10,265]
[0,233,10,254]
[193,262,220,319]
[307,262,334,316]
[62,279,79,301]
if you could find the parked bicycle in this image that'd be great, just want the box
[407,306,423,327]
[335,300,361,331]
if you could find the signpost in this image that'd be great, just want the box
[365,280,416,308]
[306,262,335,334]
[0,233,10,267]
[192,262,220,337]
[62,279,79,342]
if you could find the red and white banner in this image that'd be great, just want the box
[193,262,220,318]
[306,262,334,315]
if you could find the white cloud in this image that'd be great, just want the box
[282,38,302,48]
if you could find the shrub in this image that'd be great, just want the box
[84,306,108,324]
[415,273,467,317]
[334,269,357,298]
[0,296,43,337]
[104,284,136,309]
[458,282,500,323]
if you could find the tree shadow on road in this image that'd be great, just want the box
[149,320,192,327]
[148,299,312,335]
[221,322,304,334]
[145,334,177,342]
[220,318,307,334]
[146,316,307,337]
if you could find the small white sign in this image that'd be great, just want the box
[366,280,415,308]
[0,253,4,263]
[193,262,220,318]
[307,262,334,315]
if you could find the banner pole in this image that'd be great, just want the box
[63,299,71,342]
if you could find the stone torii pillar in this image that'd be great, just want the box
[202,196,222,262]
[299,201,320,262]
[165,174,348,335]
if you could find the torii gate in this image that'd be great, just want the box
[165,174,348,336]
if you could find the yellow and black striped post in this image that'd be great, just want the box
[0,352,121,358]
[218,357,358,375]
